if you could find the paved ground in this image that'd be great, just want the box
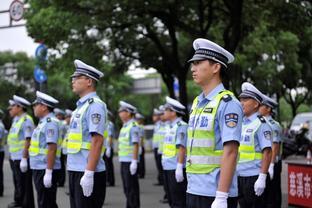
[1,152,293,207]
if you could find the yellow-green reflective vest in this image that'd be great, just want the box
[7,114,34,153]
[238,117,263,163]
[67,98,107,154]
[29,117,62,157]
[118,121,137,157]
[152,122,161,147]
[186,90,233,174]
[157,122,168,154]
[163,120,187,159]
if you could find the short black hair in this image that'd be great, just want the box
[47,106,54,113]
[207,59,229,83]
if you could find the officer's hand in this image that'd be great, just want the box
[175,163,184,182]
[20,158,28,173]
[130,160,138,175]
[268,163,274,180]
[43,169,53,188]
[80,170,94,197]
[254,173,267,196]
[105,147,111,158]
[211,191,228,208]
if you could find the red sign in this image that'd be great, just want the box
[288,163,312,207]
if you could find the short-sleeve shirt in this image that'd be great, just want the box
[67,92,107,172]
[9,113,34,160]
[265,116,282,143]
[186,83,243,197]
[237,112,272,177]
[118,119,140,162]
[30,113,61,170]
[162,117,188,170]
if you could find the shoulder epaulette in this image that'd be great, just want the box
[177,121,182,126]
[47,117,51,122]
[257,115,266,123]
[132,122,137,127]
[222,94,232,102]
[88,98,94,104]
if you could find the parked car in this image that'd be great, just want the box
[289,112,312,136]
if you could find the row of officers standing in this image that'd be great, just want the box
[0,38,283,208]
[0,58,147,208]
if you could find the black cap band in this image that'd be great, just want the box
[239,90,263,103]
[195,49,228,65]
[33,98,56,108]
[75,68,100,80]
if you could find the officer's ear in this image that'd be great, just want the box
[209,60,221,74]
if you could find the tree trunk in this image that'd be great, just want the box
[161,73,174,98]
[177,69,189,120]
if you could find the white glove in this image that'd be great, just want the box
[139,146,142,155]
[20,158,28,173]
[254,173,267,196]
[268,163,274,180]
[211,191,228,208]
[130,159,138,175]
[105,147,111,158]
[175,163,184,182]
[43,169,53,188]
[80,169,94,197]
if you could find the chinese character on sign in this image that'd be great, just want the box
[297,173,304,198]
[290,172,297,197]
[304,174,311,199]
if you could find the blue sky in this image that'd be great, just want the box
[0,0,38,56]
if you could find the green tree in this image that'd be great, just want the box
[25,0,311,118]
[25,0,255,109]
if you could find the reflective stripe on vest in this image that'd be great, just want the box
[238,118,262,163]
[163,121,187,159]
[7,114,34,153]
[29,117,62,157]
[186,90,233,174]
[67,97,107,154]
[157,123,168,153]
[118,121,137,157]
[152,122,162,146]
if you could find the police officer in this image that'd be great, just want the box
[162,96,188,208]
[152,108,163,185]
[0,109,6,197]
[67,60,107,208]
[62,109,72,195]
[118,101,140,208]
[62,109,73,156]
[136,112,146,179]
[7,96,35,208]
[237,82,272,208]
[29,91,61,208]
[103,110,115,186]
[54,108,67,187]
[186,38,243,208]
[259,94,282,208]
